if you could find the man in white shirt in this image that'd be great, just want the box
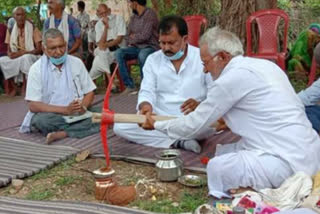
[0,7,42,96]
[298,43,320,133]
[113,16,213,153]
[141,27,320,199]
[89,4,126,86]
[20,28,98,144]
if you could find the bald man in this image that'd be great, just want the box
[0,7,42,96]
[89,4,126,85]
[298,43,320,133]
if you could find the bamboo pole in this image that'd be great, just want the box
[92,113,176,124]
[92,113,220,129]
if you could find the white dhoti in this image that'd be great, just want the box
[114,122,213,148]
[207,142,294,198]
[89,48,115,80]
[0,54,39,80]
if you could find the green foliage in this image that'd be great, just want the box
[0,0,34,22]
[26,188,54,200]
[55,175,82,186]
[130,191,207,213]
[278,0,320,47]
[156,0,220,26]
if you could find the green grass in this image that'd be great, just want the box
[130,191,207,213]
[25,189,54,200]
[55,175,82,186]
[30,169,51,181]
[53,158,76,171]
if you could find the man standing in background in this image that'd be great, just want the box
[77,0,90,59]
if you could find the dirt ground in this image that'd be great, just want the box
[0,94,209,213]
[0,158,208,213]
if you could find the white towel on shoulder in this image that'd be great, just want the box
[10,21,34,52]
[49,11,69,46]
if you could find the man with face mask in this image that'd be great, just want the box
[0,7,42,96]
[113,16,213,153]
[19,28,99,144]
[115,0,159,94]
[141,27,320,200]
[89,4,126,85]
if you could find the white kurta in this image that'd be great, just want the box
[114,45,214,148]
[154,56,320,197]
[298,77,320,106]
[0,22,40,81]
[0,54,39,80]
[26,55,96,103]
[89,14,126,80]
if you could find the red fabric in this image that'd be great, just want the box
[0,24,7,55]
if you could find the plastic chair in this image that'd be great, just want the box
[307,56,317,87]
[183,15,208,47]
[114,59,137,92]
[246,9,289,71]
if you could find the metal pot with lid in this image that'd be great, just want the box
[155,149,183,181]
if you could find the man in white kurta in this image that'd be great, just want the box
[0,7,42,96]
[142,27,320,198]
[114,16,213,153]
[20,28,98,144]
[89,4,126,81]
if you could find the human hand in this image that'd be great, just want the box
[180,98,199,115]
[98,42,108,51]
[8,50,26,59]
[102,17,109,28]
[216,118,229,132]
[141,112,155,130]
[65,100,83,115]
[139,102,153,115]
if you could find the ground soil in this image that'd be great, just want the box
[0,94,208,213]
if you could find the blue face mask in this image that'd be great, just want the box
[165,49,185,61]
[49,53,67,65]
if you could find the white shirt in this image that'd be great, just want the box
[95,14,126,48]
[155,56,320,176]
[26,55,96,106]
[298,78,320,106]
[138,45,213,116]
[87,28,96,43]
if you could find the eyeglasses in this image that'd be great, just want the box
[202,54,220,66]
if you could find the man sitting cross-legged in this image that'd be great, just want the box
[0,7,42,96]
[20,28,99,144]
[113,16,214,153]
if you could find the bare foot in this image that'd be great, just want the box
[46,131,68,144]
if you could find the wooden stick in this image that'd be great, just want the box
[92,112,220,129]
[92,113,176,124]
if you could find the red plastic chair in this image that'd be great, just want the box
[114,59,137,92]
[246,9,289,71]
[307,56,318,86]
[183,15,208,47]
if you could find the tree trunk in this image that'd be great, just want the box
[36,0,42,30]
[217,0,277,45]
